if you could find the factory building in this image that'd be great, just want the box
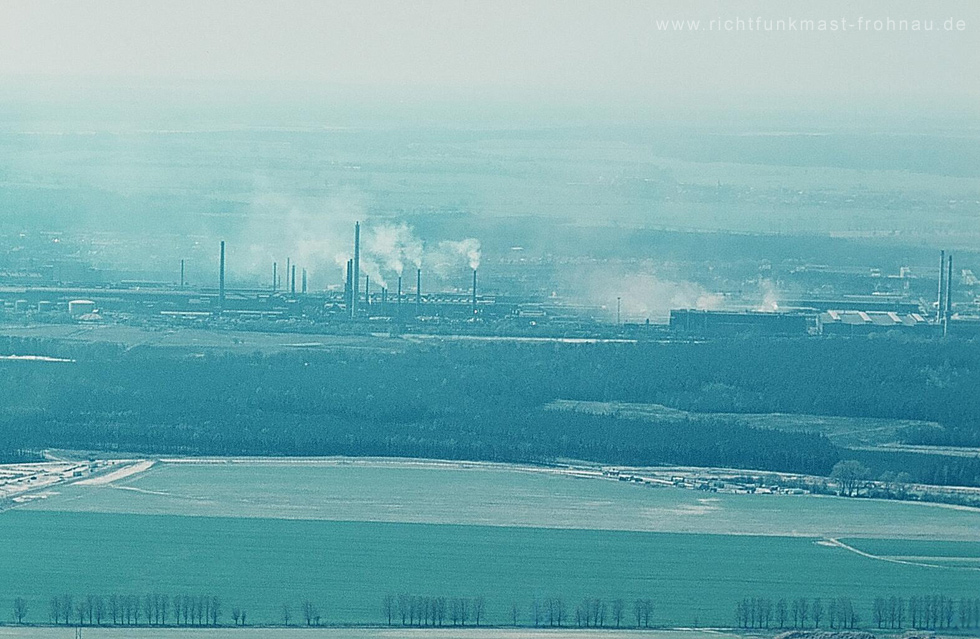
[6,235,974,341]
[781,296,922,315]
[818,310,933,335]
[669,309,817,336]
[669,308,944,337]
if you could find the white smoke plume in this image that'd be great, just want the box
[458,238,482,270]
[233,190,478,292]
[234,188,367,290]
[359,257,386,290]
[575,264,723,323]
[423,238,481,279]
[363,223,425,286]
[757,278,780,311]
[614,273,723,321]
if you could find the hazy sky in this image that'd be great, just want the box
[1,0,977,114]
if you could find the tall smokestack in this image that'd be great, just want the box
[273,262,277,292]
[180,259,185,288]
[937,250,946,322]
[382,287,387,306]
[397,275,402,314]
[416,268,421,315]
[353,222,360,317]
[365,275,370,307]
[286,257,290,290]
[290,265,296,295]
[302,268,307,294]
[345,259,353,311]
[219,241,226,309]
[946,254,954,321]
[472,269,478,315]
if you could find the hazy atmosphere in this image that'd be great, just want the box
[2,0,978,122]
[1,1,979,636]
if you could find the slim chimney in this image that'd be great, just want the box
[416,268,422,314]
[365,275,370,307]
[472,269,478,315]
[382,287,387,306]
[946,254,954,320]
[352,222,360,316]
[219,240,226,309]
[180,259,185,288]
[291,265,296,295]
[397,275,402,313]
[286,257,290,290]
[345,259,353,310]
[273,262,278,292]
[302,268,307,294]
[937,250,946,322]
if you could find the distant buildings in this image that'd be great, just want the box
[669,307,948,337]
[669,309,817,336]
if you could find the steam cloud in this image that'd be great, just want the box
[233,190,479,291]
[576,265,722,322]
[429,238,482,277]
[362,223,425,288]
[757,279,780,311]
[235,190,366,290]
[444,238,482,271]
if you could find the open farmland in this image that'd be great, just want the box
[20,458,980,539]
[0,459,979,628]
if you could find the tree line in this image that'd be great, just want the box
[382,594,485,627]
[572,597,654,628]
[735,594,980,631]
[380,594,653,628]
[898,594,980,630]
[4,334,980,484]
[44,593,221,626]
[735,596,858,629]
[275,601,319,626]
[11,592,980,629]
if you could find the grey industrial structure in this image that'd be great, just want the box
[2,230,977,340]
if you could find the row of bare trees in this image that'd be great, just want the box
[736,595,980,631]
[16,593,980,629]
[572,598,653,628]
[381,595,653,628]
[736,597,857,629]
[531,597,563,627]
[382,594,486,627]
[895,595,980,630]
[275,600,322,626]
[511,596,652,628]
[45,594,220,626]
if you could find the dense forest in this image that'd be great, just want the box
[1,334,978,482]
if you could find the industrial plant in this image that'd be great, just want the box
[1,221,977,340]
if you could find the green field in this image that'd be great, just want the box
[2,460,980,627]
[24,460,980,539]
